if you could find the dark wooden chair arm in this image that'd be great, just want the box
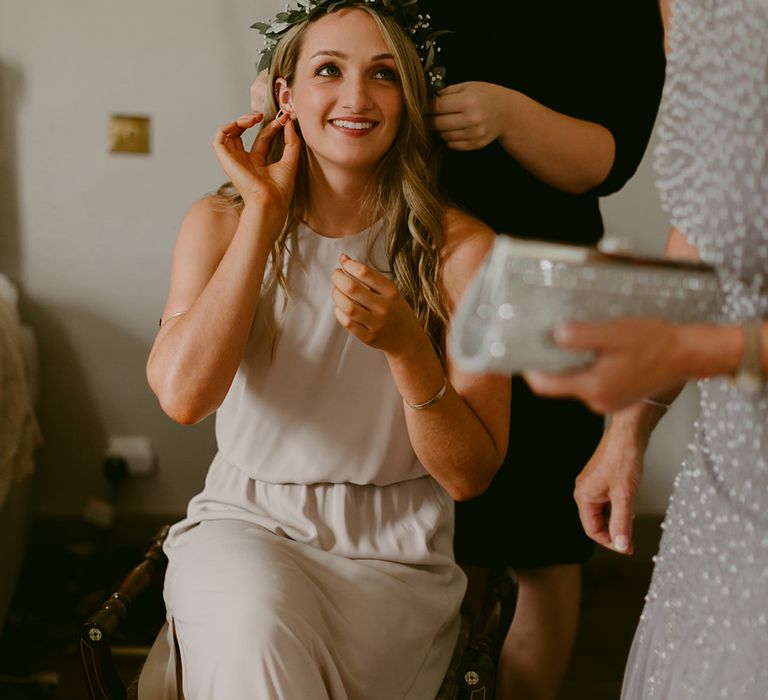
[80,526,170,700]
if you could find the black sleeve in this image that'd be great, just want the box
[576,1,667,196]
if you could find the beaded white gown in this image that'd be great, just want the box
[621,1,768,698]
[161,221,465,700]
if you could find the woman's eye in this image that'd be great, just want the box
[316,64,340,77]
[373,67,398,81]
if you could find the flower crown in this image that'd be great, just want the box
[251,0,449,94]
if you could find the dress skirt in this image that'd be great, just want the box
[620,384,768,699]
[161,453,466,700]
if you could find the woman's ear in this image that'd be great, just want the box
[274,78,294,117]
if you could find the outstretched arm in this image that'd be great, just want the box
[331,209,511,501]
[428,83,615,194]
[545,226,760,551]
[573,395,671,554]
[522,226,760,412]
[427,2,665,195]
[147,115,300,424]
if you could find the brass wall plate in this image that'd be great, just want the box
[109,114,151,154]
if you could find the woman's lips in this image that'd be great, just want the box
[329,118,378,136]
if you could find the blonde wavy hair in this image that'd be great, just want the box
[218,4,447,351]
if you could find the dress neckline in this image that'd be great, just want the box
[297,218,383,242]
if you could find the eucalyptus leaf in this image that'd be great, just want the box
[269,20,292,32]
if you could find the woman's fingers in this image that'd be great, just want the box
[279,119,301,171]
[553,321,616,350]
[427,113,469,133]
[576,499,612,549]
[214,113,264,147]
[332,287,373,328]
[250,115,283,157]
[338,254,391,295]
[608,494,634,555]
[427,87,464,116]
[523,368,583,399]
[332,271,375,311]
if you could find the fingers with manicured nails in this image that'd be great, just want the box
[608,492,634,555]
[576,498,612,549]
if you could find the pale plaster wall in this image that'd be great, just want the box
[1,0,687,517]
[0,0,285,516]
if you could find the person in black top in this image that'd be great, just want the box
[421,2,666,698]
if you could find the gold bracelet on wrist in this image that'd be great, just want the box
[404,377,449,411]
[159,310,188,328]
[642,397,670,411]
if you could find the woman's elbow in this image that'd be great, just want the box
[450,475,492,502]
[159,397,209,425]
[449,454,503,502]
[147,365,211,425]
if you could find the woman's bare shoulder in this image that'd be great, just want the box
[442,207,495,256]
[174,194,241,260]
[440,207,497,307]
[181,194,240,238]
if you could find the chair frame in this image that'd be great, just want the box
[80,526,515,700]
[80,526,169,700]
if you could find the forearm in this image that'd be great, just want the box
[608,383,684,448]
[673,322,766,380]
[663,228,766,380]
[497,89,615,194]
[147,204,282,423]
[386,338,508,502]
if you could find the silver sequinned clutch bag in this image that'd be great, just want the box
[448,236,722,374]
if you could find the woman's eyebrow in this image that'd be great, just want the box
[309,50,395,61]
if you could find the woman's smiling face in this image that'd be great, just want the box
[276,8,405,175]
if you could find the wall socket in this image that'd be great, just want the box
[105,435,156,477]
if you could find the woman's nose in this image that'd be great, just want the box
[340,75,374,112]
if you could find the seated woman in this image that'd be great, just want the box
[145,2,510,698]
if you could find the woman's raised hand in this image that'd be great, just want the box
[523,318,686,413]
[332,254,426,356]
[427,82,510,151]
[212,113,301,210]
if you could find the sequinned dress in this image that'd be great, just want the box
[621,1,768,698]
[161,221,465,700]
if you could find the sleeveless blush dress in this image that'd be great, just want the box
[161,221,465,699]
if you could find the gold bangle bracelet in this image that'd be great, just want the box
[405,377,449,411]
[159,310,187,328]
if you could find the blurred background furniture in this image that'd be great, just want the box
[0,274,39,636]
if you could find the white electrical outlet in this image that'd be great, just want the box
[105,435,156,477]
